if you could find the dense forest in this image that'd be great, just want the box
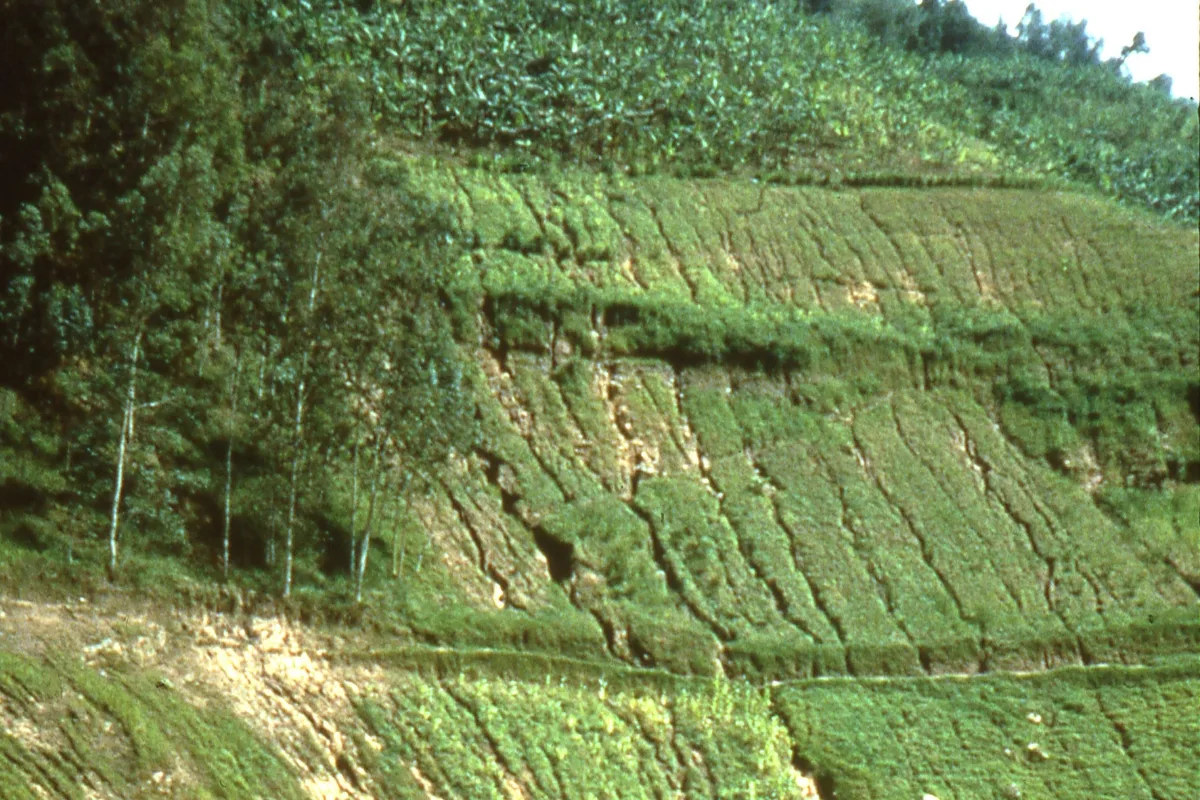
[1,0,1196,607]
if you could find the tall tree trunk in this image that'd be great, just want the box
[256,346,267,401]
[391,473,412,579]
[198,281,223,378]
[348,434,360,575]
[283,366,305,599]
[283,253,321,598]
[213,281,223,350]
[222,347,242,581]
[398,496,412,578]
[107,330,142,581]
[355,434,386,603]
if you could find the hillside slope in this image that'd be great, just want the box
[3,593,1198,800]
[9,168,1197,798]
[3,0,1199,793]
[386,168,1200,677]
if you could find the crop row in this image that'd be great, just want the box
[348,658,1200,800]
[0,650,303,800]
[357,668,800,799]
[416,166,1197,318]
[4,641,1194,800]
[396,353,1198,678]
[775,660,1200,800]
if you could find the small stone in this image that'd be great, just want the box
[1027,712,1042,724]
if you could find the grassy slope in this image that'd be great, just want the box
[4,144,1198,800]
[382,166,1199,673]
[3,2,1197,794]
[0,649,304,800]
[5,618,1197,799]
[7,165,1197,797]
[309,168,1196,797]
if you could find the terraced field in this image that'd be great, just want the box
[3,168,1197,798]
[4,598,1198,799]
[385,167,1199,677]
[309,168,1198,797]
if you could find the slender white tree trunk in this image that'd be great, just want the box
[348,435,360,574]
[391,473,412,580]
[108,330,142,580]
[355,435,386,603]
[283,368,305,599]
[213,282,223,350]
[198,282,223,378]
[256,347,267,401]
[222,348,242,581]
[283,253,321,598]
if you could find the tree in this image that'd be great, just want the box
[1107,31,1150,75]
[915,0,1001,55]
[1016,4,1102,66]
[836,0,922,49]
[1,0,479,594]
[1147,74,1172,96]
[329,158,478,603]
[1,0,245,575]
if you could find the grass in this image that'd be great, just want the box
[774,659,1200,800]
[3,1,1197,792]
[0,649,305,800]
[358,670,801,799]
[3,632,1198,799]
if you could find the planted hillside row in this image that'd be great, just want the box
[775,660,1200,800]
[268,0,1198,220]
[419,349,1198,678]
[5,624,1196,799]
[0,650,305,800]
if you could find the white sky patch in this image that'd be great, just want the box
[960,0,1200,100]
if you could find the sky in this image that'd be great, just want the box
[959,0,1200,100]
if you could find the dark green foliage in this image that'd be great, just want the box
[0,0,244,376]
[0,7,1196,797]
[0,0,479,593]
[257,0,983,176]
[932,52,1199,221]
[243,0,1199,221]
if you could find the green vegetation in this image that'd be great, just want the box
[358,670,800,799]
[267,0,1197,219]
[1,0,1197,795]
[4,637,1197,798]
[775,659,1200,800]
[0,650,304,799]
